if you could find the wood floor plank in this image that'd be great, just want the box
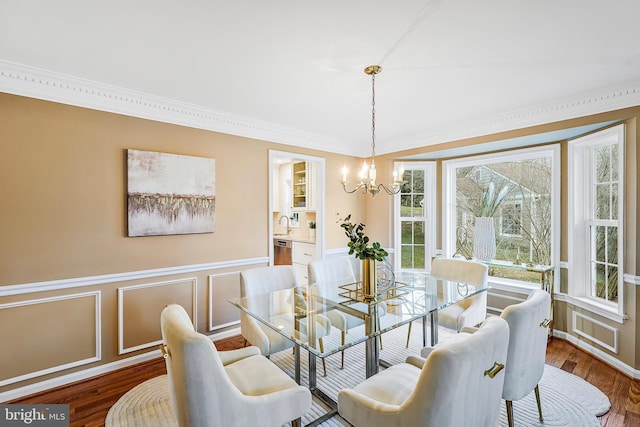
[626,379,640,416]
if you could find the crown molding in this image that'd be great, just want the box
[393,79,640,153]
[1,60,639,157]
[0,60,345,153]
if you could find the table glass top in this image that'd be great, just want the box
[228,271,487,358]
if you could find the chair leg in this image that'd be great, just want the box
[406,322,412,348]
[534,384,544,422]
[506,400,514,427]
[319,338,327,377]
[243,338,248,347]
[341,331,346,369]
[377,317,383,350]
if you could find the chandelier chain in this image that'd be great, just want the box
[371,72,376,160]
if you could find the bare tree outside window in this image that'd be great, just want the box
[399,169,426,269]
[454,158,552,282]
[591,144,619,303]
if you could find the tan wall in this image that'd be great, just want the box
[0,93,362,396]
[0,94,361,285]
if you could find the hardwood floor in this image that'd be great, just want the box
[7,336,640,426]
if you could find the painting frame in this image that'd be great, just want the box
[126,149,216,237]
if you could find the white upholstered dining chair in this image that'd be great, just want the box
[418,288,552,427]
[338,316,509,427]
[308,257,386,369]
[240,265,332,375]
[500,289,552,427]
[160,304,311,427]
[406,257,488,346]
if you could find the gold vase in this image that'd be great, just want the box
[361,258,377,300]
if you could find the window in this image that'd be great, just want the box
[500,201,522,237]
[568,124,624,316]
[394,162,436,270]
[443,146,560,284]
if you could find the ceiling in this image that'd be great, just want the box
[1,1,640,157]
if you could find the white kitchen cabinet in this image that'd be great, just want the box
[291,161,315,211]
[292,241,316,285]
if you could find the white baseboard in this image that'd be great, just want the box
[552,329,640,379]
[0,327,240,402]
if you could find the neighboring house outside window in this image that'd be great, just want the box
[500,200,523,237]
[568,124,625,319]
[442,146,560,285]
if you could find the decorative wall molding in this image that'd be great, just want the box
[207,272,241,332]
[117,278,197,354]
[0,61,340,153]
[571,310,618,354]
[0,256,270,297]
[2,60,639,157]
[624,273,640,286]
[0,291,101,387]
[395,79,640,153]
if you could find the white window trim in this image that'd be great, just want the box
[442,145,560,289]
[567,124,625,317]
[394,161,436,272]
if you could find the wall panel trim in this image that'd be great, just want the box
[0,291,101,387]
[117,278,197,354]
[571,310,619,354]
[207,272,241,332]
[0,257,269,296]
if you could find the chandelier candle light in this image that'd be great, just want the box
[341,65,405,197]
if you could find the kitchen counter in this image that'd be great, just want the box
[273,234,316,244]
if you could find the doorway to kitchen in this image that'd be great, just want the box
[268,150,325,283]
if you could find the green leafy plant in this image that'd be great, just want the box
[308,221,316,229]
[339,214,388,261]
[471,182,511,217]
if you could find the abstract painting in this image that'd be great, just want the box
[127,149,216,236]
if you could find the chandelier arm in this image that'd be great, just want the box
[342,182,369,195]
[378,183,402,195]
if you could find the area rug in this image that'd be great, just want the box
[106,322,610,427]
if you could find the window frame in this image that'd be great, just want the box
[568,124,625,320]
[442,145,560,289]
[394,161,436,272]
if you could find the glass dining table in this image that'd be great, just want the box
[228,270,488,397]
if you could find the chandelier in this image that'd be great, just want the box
[341,65,405,197]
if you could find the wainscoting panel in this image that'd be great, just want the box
[207,272,241,332]
[486,289,527,315]
[572,310,619,354]
[118,278,197,354]
[0,291,101,387]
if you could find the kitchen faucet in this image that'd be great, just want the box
[278,215,291,234]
